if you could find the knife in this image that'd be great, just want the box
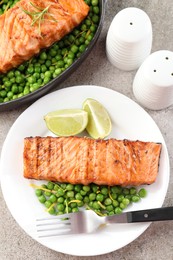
[106,206,173,223]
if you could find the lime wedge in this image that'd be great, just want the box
[44,109,88,136]
[82,98,112,139]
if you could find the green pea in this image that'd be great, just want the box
[74,184,82,192]
[130,187,137,195]
[41,65,47,72]
[120,202,127,209]
[57,211,64,216]
[125,195,132,201]
[77,201,84,207]
[54,184,60,191]
[123,188,130,195]
[69,202,77,208]
[85,0,91,5]
[45,60,52,67]
[3,97,9,102]
[84,196,90,204]
[104,198,112,206]
[7,91,13,99]
[79,44,86,53]
[117,194,125,202]
[23,87,30,95]
[56,189,65,197]
[43,77,50,84]
[71,45,79,54]
[111,186,122,194]
[35,189,42,197]
[72,207,79,213]
[4,81,12,88]
[92,14,99,23]
[138,188,147,198]
[112,200,119,207]
[57,204,65,212]
[66,191,74,198]
[132,195,140,202]
[48,207,56,215]
[111,193,117,200]
[101,187,108,195]
[49,194,57,203]
[75,193,83,201]
[106,205,114,212]
[91,0,98,6]
[44,191,52,197]
[108,211,114,216]
[66,184,74,191]
[96,193,104,202]
[115,207,122,214]
[54,68,62,76]
[80,190,87,196]
[89,193,96,201]
[49,48,57,57]
[38,195,46,204]
[0,90,7,98]
[57,197,64,203]
[122,198,130,206]
[28,76,36,84]
[57,60,65,68]
[93,201,100,210]
[7,71,14,78]
[18,64,25,71]
[55,54,62,61]
[16,75,24,83]
[40,52,47,60]
[88,201,93,207]
[45,200,52,208]
[83,186,90,192]
[14,70,21,76]
[93,6,99,14]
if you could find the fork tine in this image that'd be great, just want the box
[36,218,70,227]
[36,213,70,222]
[38,229,74,238]
[37,223,71,232]
[36,213,73,238]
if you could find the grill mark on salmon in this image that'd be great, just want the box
[0,0,89,73]
[23,136,162,186]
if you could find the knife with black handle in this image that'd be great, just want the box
[106,207,173,223]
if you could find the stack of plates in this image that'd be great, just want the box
[133,50,173,110]
[106,7,152,71]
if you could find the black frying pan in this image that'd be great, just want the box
[0,0,105,111]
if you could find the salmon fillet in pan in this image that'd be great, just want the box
[23,136,162,186]
[0,0,89,73]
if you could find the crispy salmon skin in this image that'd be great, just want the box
[0,0,89,73]
[23,136,162,186]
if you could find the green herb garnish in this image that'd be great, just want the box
[20,1,57,36]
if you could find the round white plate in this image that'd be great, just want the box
[0,85,170,256]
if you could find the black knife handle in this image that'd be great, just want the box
[127,207,173,223]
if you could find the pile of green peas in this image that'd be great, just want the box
[0,0,100,103]
[33,181,147,216]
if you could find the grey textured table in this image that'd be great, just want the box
[0,1,173,259]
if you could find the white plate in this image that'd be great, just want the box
[0,85,170,256]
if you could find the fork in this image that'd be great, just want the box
[36,207,173,238]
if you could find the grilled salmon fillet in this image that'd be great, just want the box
[0,0,89,73]
[23,136,161,186]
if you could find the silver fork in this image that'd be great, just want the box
[36,207,173,238]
